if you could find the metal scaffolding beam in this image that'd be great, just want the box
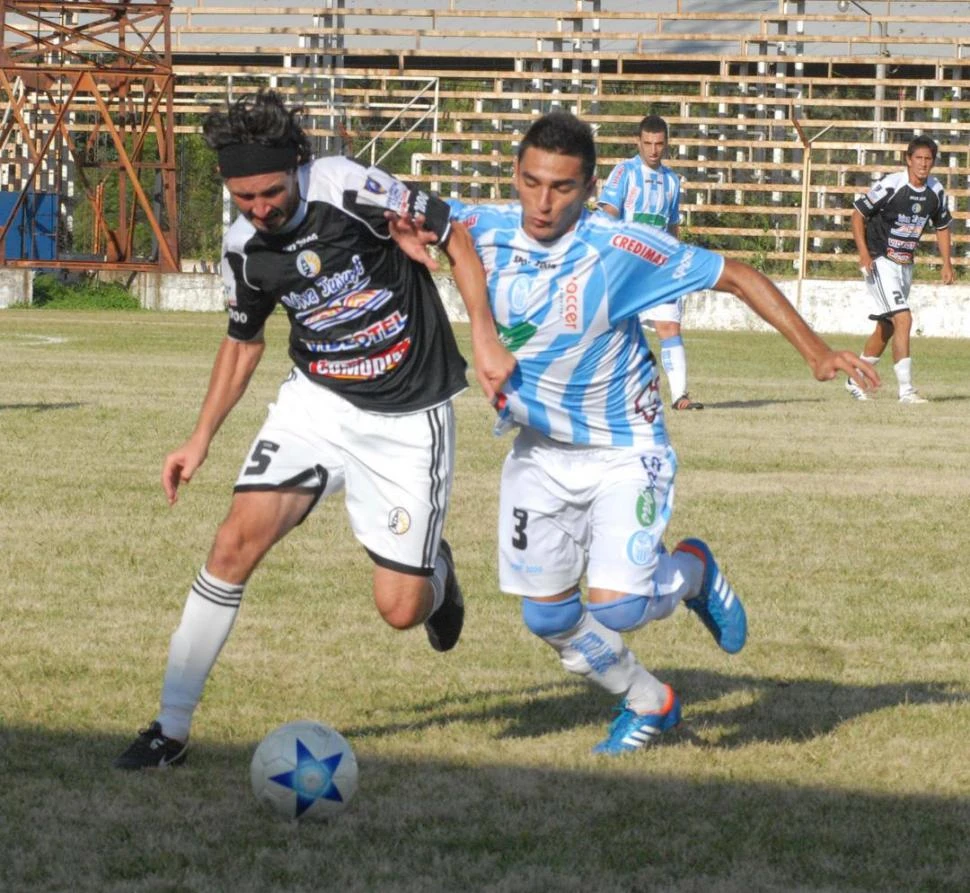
[0,0,179,271]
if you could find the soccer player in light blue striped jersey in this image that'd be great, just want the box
[598,115,701,411]
[395,112,878,754]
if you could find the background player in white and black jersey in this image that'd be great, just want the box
[114,90,514,769]
[847,134,954,403]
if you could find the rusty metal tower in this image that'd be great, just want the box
[0,0,179,271]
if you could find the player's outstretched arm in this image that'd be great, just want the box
[441,222,516,400]
[162,335,265,505]
[714,258,880,392]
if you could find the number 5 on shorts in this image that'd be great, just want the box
[244,439,280,476]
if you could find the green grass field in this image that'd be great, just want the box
[1,309,968,893]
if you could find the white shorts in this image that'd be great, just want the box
[864,256,913,320]
[234,368,455,574]
[498,427,677,597]
[641,296,684,328]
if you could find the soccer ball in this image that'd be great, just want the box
[250,719,358,821]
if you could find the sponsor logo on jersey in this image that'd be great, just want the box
[464,214,479,228]
[299,288,394,333]
[363,176,387,195]
[496,320,538,352]
[308,336,411,379]
[302,310,407,353]
[610,233,669,266]
[633,211,667,228]
[512,254,559,271]
[296,250,322,278]
[636,488,657,527]
[626,530,655,566]
[608,167,624,187]
[388,507,411,535]
[282,233,317,252]
[672,246,697,281]
[560,278,581,330]
[283,255,371,313]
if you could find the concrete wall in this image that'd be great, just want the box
[0,269,32,307]
[4,268,969,339]
[130,272,225,312]
[435,274,970,339]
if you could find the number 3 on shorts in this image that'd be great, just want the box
[244,439,280,476]
[511,507,529,550]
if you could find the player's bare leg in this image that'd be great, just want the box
[373,540,464,652]
[884,310,925,401]
[114,490,315,769]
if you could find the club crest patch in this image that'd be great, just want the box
[296,250,322,278]
[388,507,411,535]
[626,530,654,566]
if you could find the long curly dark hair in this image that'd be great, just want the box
[202,89,314,165]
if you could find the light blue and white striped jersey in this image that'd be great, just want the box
[597,157,682,232]
[448,201,724,448]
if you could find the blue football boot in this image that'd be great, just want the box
[674,538,747,654]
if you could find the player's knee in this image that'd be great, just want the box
[589,594,653,632]
[521,592,583,638]
[208,522,266,581]
[374,576,426,630]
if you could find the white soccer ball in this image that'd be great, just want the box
[250,719,358,821]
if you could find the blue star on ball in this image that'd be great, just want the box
[270,738,347,817]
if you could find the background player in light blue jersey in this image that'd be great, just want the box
[397,112,878,755]
[598,115,701,411]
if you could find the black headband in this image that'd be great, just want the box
[217,143,300,178]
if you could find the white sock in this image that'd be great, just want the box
[860,354,880,367]
[156,568,243,741]
[656,549,705,608]
[894,357,914,395]
[660,339,688,400]
[542,608,668,713]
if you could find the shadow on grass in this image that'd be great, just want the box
[0,402,84,412]
[697,398,826,410]
[344,670,966,748]
[1,710,967,893]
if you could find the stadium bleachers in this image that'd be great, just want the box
[3,1,969,274]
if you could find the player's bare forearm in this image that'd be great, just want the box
[163,336,265,504]
[715,258,880,390]
[851,209,872,269]
[937,228,955,284]
[191,336,265,443]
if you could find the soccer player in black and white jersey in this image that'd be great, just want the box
[847,135,954,403]
[114,90,514,769]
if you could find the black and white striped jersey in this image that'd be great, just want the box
[853,170,951,265]
[221,157,467,414]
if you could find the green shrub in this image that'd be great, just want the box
[32,273,141,310]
